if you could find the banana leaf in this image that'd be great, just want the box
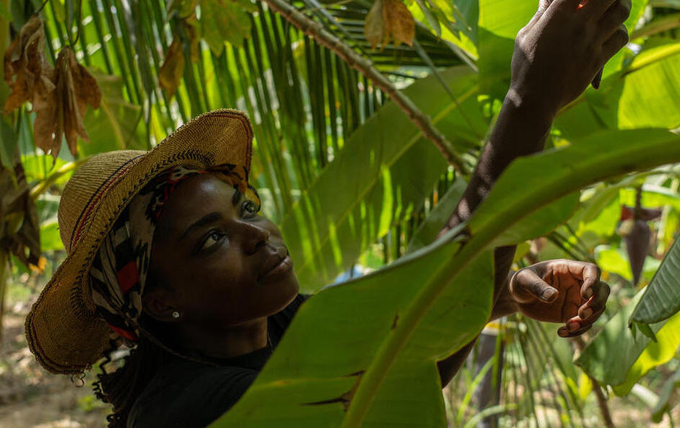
[212,128,680,427]
[280,66,488,293]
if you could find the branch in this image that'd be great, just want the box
[263,0,470,175]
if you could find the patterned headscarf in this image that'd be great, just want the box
[89,164,261,342]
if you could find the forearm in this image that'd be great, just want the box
[440,91,555,296]
[436,93,555,388]
[440,90,556,235]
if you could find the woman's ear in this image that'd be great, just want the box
[142,287,179,322]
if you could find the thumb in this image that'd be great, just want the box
[512,269,559,303]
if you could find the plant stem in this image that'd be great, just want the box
[262,0,469,175]
[574,337,615,428]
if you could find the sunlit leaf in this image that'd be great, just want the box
[199,0,256,55]
[576,289,680,393]
[631,236,680,324]
[280,66,486,292]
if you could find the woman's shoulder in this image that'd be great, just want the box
[127,361,258,428]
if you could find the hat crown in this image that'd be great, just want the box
[58,151,146,254]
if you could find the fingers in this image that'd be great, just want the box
[598,0,632,39]
[580,280,610,319]
[550,0,589,12]
[558,323,592,337]
[558,281,610,338]
[601,25,629,60]
[512,268,559,304]
[579,262,601,300]
[578,0,618,18]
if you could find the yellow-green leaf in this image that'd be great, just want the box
[199,0,256,55]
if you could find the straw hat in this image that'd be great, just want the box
[25,109,254,374]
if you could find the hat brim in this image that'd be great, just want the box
[25,109,254,374]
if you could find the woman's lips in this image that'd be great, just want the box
[260,254,293,282]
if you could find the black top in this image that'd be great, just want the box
[127,293,310,428]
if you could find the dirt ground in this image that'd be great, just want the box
[0,297,110,428]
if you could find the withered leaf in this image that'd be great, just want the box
[34,47,102,160]
[0,163,41,270]
[3,16,55,112]
[184,15,201,63]
[159,36,185,99]
[383,0,415,47]
[365,0,385,49]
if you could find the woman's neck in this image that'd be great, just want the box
[174,316,269,359]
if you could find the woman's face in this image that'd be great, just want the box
[145,174,299,328]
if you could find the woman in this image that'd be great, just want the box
[25,0,629,426]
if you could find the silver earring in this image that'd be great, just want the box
[172,311,180,319]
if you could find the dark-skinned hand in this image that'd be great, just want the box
[508,260,610,337]
[510,0,631,114]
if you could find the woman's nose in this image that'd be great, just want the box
[242,222,271,254]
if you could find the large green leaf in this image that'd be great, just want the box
[576,288,680,394]
[212,128,680,427]
[280,66,487,292]
[477,0,535,99]
[630,236,680,324]
[586,38,680,131]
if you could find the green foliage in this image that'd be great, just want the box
[199,0,257,54]
[576,289,680,395]
[631,237,680,325]
[213,129,680,426]
[281,66,486,292]
[4,0,680,425]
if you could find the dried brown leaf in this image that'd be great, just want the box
[184,15,201,63]
[364,0,385,49]
[383,0,415,47]
[3,16,55,112]
[0,163,41,269]
[33,48,102,160]
[159,36,185,99]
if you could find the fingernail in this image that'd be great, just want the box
[568,321,579,332]
[541,289,557,302]
[581,308,593,319]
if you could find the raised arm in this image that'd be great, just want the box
[436,0,630,387]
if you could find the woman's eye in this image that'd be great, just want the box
[200,231,225,252]
[242,200,258,217]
